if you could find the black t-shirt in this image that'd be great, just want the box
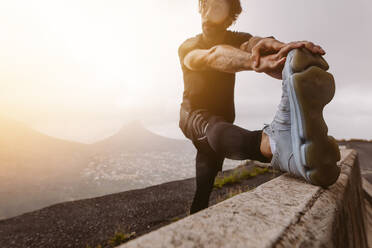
[178,30,253,123]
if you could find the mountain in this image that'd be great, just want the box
[0,161,279,248]
[0,117,91,220]
[91,120,191,153]
[0,116,90,178]
[0,117,196,220]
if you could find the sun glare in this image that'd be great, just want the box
[0,1,199,132]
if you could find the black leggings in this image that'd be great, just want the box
[180,108,270,214]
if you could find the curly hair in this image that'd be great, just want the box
[198,0,242,24]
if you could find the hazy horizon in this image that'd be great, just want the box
[1,0,371,143]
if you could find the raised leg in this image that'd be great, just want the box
[204,116,271,162]
[287,48,341,186]
[262,47,340,187]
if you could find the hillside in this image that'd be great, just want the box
[0,161,280,248]
[0,117,196,220]
[0,116,90,175]
[91,120,191,153]
[0,117,91,220]
[1,116,371,247]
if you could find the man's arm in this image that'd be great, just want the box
[183,44,255,74]
[239,36,275,54]
[241,37,326,68]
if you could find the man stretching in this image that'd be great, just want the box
[178,0,341,214]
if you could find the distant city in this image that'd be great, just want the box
[0,118,243,220]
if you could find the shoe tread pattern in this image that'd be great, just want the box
[291,48,341,187]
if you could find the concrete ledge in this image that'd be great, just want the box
[119,149,368,248]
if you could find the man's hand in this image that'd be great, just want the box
[248,38,326,68]
[253,53,287,80]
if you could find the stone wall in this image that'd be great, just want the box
[119,149,370,248]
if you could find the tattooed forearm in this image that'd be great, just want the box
[184,44,254,73]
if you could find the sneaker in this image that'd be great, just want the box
[286,48,341,187]
[263,63,306,180]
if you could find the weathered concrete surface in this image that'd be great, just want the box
[119,149,368,248]
[275,150,368,248]
[365,198,372,248]
[362,178,372,205]
[362,178,372,247]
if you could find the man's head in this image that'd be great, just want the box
[199,0,242,38]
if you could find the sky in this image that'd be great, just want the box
[0,0,371,143]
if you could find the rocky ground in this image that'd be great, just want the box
[1,141,370,248]
[0,161,281,248]
[338,140,372,183]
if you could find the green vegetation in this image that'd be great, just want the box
[215,186,252,204]
[86,231,136,248]
[169,216,181,222]
[213,166,269,189]
[85,245,102,248]
[108,231,136,246]
[226,186,246,198]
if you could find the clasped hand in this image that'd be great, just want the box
[241,37,326,79]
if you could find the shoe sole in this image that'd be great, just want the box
[287,48,341,187]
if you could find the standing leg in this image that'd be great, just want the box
[190,149,224,214]
[183,109,270,214]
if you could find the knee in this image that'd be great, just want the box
[206,122,246,157]
[260,132,273,160]
[206,121,229,143]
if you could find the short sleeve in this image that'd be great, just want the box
[178,36,201,70]
[227,31,253,48]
